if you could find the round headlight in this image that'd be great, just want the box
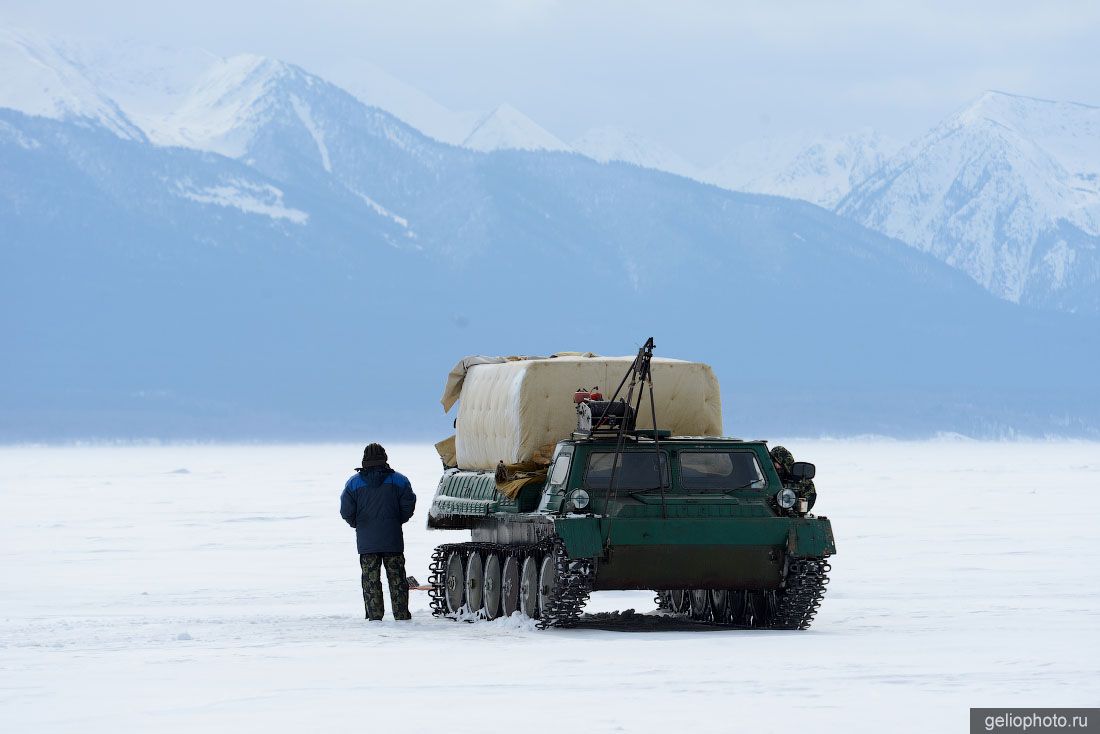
[776,488,797,509]
[569,490,590,510]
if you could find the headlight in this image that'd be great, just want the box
[568,490,590,510]
[776,488,797,509]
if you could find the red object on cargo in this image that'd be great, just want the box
[589,386,603,401]
[573,388,591,403]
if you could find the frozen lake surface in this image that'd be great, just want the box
[2,440,1098,732]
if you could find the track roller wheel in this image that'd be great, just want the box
[537,554,558,617]
[464,551,484,615]
[501,555,520,617]
[443,551,465,614]
[482,553,502,620]
[519,555,540,618]
[669,589,689,614]
[728,590,749,625]
[689,589,711,620]
[748,590,780,628]
[710,589,730,623]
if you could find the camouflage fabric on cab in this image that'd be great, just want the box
[360,553,411,620]
[771,445,816,509]
[770,445,794,470]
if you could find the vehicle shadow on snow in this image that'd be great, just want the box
[564,611,778,633]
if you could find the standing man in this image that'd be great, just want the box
[340,443,417,620]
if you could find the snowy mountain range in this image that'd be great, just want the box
[2,29,1098,440]
[4,29,1096,317]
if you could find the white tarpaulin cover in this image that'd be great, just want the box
[450,355,722,471]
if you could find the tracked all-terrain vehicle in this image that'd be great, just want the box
[427,339,836,629]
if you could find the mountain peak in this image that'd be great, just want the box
[183,54,291,111]
[212,54,290,84]
[142,53,299,155]
[840,89,1100,311]
[462,102,571,153]
[947,90,1100,177]
[967,89,1099,113]
[955,89,1099,129]
[0,28,144,140]
[958,90,1044,125]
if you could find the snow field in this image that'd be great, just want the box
[1,441,1098,732]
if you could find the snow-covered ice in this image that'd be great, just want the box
[1,441,1098,732]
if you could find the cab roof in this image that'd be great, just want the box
[566,433,767,447]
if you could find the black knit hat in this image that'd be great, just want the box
[360,443,388,469]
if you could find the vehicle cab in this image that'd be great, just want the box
[538,435,801,520]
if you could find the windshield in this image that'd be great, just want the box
[679,451,766,491]
[584,451,669,490]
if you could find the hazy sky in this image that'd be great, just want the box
[2,0,1098,162]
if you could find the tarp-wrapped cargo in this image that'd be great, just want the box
[445,355,722,471]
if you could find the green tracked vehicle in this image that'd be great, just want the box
[427,339,836,629]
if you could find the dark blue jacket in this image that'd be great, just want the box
[340,467,416,554]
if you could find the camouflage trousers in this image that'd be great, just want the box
[359,553,410,620]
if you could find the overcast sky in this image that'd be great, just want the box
[2,0,1097,162]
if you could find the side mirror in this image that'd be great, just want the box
[789,461,815,480]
